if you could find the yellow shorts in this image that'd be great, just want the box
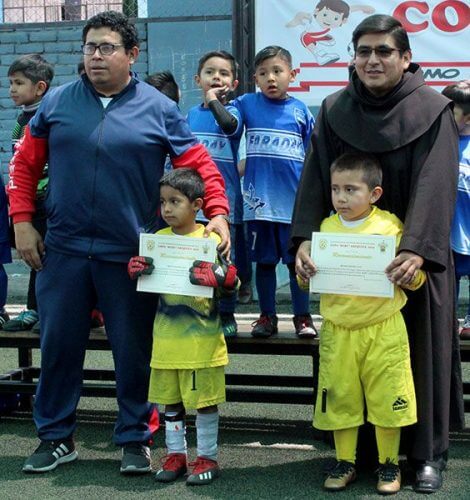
[314,312,417,430]
[148,366,226,410]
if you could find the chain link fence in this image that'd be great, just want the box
[2,0,138,23]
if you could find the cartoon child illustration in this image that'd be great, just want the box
[286,0,374,66]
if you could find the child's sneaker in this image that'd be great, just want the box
[186,456,219,485]
[293,314,318,338]
[221,312,237,338]
[323,460,356,491]
[460,315,470,340]
[22,439,78,473]
[2,309,39,332]
[155,453,187,482]
[0,311,10,329]
[251,314,278,338]
[376,462,401,494]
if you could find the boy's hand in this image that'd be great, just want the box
[189,259,238,290]
[128,256,154,280]
[206,85,230,105]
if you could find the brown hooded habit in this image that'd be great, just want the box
[291,63,464,461]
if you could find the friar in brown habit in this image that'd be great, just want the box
[291,14,464,494]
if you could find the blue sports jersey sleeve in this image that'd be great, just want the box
[234,92,314,223]
[187,103,243,224]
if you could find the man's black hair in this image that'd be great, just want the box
[159,168,205,201]
[254,45,292,70]
[352,14,410,53]
[197,50,239,80]
[82,10,139,50]
[442,80,470,115]
[8,54,54,91]
[146,71,180,104]
[331,152,383,189]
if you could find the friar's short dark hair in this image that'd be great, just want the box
[352,14,410,54]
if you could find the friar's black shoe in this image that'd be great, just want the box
[413,463,443,493]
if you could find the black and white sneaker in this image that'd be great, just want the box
[22,439,78,473]
[120,442,151,474]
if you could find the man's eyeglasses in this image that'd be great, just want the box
[82,43,124,56]
[354,46,402,59]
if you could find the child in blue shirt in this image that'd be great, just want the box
[233,46,316,337]
[187,51,245,337]
[442,81,470,338]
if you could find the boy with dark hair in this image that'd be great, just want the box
[145,71,180,104]
[442,81,470,338]
[302,152,425,494]
[128,168,238,485]
[187,50,246,337]
[232,45,316,338]
[3,54,54,333]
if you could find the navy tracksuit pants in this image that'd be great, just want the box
[34,249,158,444]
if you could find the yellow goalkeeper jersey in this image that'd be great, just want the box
[150,225,228,369]
[319,207,426,330]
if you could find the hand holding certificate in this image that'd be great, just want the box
[310,233,396,298]
[137,233,217,298]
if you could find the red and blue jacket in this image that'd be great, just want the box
[8,74,228,262]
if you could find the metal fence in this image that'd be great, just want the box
[2,0,138,23]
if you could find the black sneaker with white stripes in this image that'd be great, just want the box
[23,439,78,473]
[120,442,151,474]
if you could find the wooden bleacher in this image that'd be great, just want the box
[0,317,469,412]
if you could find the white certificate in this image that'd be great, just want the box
[310,233,396,298]
[137,233,217,298]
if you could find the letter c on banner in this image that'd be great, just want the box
[393,0,470,33]
[394,1,429,33]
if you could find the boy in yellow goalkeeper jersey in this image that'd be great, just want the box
[298,152,425,495]
[128,168,238,486]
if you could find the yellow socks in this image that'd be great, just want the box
[334,427,359,463]
[375,425,400,464]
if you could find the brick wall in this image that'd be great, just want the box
[0,20,148,181]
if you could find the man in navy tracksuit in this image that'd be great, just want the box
[8,11,230,474]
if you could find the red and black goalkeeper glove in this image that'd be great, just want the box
[127,256,154,280]
[189,258,238,290]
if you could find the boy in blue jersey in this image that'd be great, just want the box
[187,51,246,337]
[442,81,470,339]
[233,46,316,338]
[128,168,238,485]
